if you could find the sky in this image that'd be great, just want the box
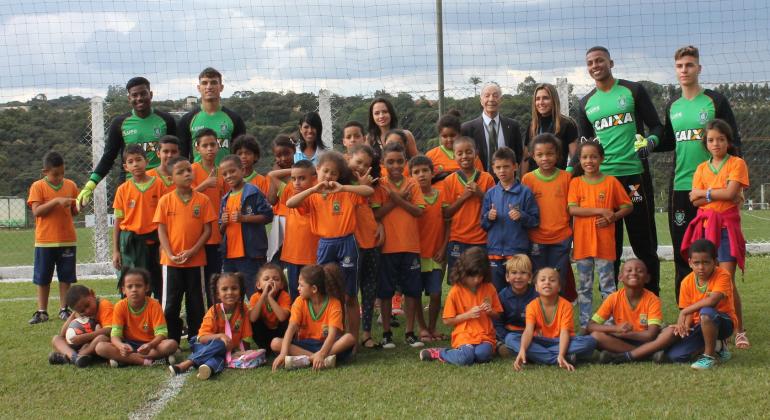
[1,0,768,102]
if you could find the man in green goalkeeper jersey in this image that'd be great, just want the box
[77,77,176,208]
[177,67,245,165]
[576,46,664,295]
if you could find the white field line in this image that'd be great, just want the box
[0,294,120,302]
[128,371,189,420]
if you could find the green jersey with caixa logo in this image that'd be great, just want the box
[661,89,740,191]
[89,109,176,183]
[178,105,246,166]
[578,79,663,177]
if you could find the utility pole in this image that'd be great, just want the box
[436,0,445,115]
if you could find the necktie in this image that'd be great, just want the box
[487,119,498,171]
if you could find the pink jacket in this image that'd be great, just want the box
[681,206,745,271]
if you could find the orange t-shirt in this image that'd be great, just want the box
[372,178,426,254]
[303,191,364,238]
[111,297,167,343]
[198,304,253,350]
[525,297,574,338]
[281,184,320,266]
[567,175,632,261]
[245,171,271,197]
[679,266,737,328]
[418,188,449,258]
[223,190,245,259]
[692,155,749,214]
[289,296,344,341]
[249,290,291,330]
[113,177,165,235]
[146,168,175,195]
[354,198,379,249]
[191,162,227,244]
[425,146,484,175]
[443,282,502,348]
[591,288,663,331]
[152,191,217,267]
[442,170,495,244]
[27,178,78,246]
[521,169,572,244]
[273,181,290,217]
[92,297,114,329]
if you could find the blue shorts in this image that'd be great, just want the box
[717,229,737,263]
[283,262,304,301]
[293,338,352,362]
[33,246,77,286]
[317,235,359,297]
[378,252,421,299]
[421,269,443,296]
[489,258,508,292]
[666,307,734,363]
[125,339,148,352]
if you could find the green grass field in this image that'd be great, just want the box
[2,210,770,267]
[3,259,769,418]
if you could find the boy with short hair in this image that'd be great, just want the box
[153,156,217,344]
[587,259,663,363]
[495,254,538,358]
[481,147,539,291]
[112,144,166,299]
[232,134,270,196]
[342,121,366,154]
[409,154,449,342]
[191,128,228,305]
[218,155,274,298]
[277,160,320,300]
[373,142,426,348]
[613,239,736,369]
[49,284,113,367]
[27,151,79,324]
[146,135,180,193]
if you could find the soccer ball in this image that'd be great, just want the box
[65,316,100,345]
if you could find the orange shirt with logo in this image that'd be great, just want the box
[679,266,737,328]
[289,296,344,341]
[568,175,632,260]
[425,146,484,175]
[592,288,663,331]
[692,156,749,214]
[303,191,364,238]
[443,282,502,348]
[111,297,167,343]
[113,177,165,235]
[27,178,78,246]
[249,290,291,330]
[521,169,572,244]
[281,183,319,265]
[153,191,217,267]
[191,162,227,244]
[418,188,449,258]
[223,190,245,258]
[198,304,253,350]
[372,178,426,254]
[525,297,575,338]
[442,170,495,244]
[146,168,175,195]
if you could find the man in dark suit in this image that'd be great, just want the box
[461,82,523,172]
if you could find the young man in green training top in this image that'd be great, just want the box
[658,46,741,303]
[177,67,245,165]
[576,46,663,295]
[77,77,177,208]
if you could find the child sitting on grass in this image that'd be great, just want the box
[49,284,114,367]
[587,259,663,363]
[494,255,538,358]
[95,268,178,367]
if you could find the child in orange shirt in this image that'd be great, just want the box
[588,259,663,363]
[154,156,217,343]
[342,121,367,154]
[425,111,483,182]
[271,264,356,370]
[27,151,79,324]
[249,264,291,351]
[191,128,228,304]
[112,145,165,299]
[409,154,449,343]
[275,160,319,300]
[170,272,256,379]
[521,133,573,281]
[614,240,737,369]
[347,144,383,348]
[218,155,273,298]
[49,284,113,367]
[418,247,502,365]
[232,134,270,195]
[146,135,180,193]
[95,268,178,366]
[683,119,749,348]
[286,151,374,346]
[443,136,495,275]
[373,142,426,348]
[568,139,632,329]
[511,268,596,371]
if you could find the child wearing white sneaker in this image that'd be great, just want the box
[271,264,356,371]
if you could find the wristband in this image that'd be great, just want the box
[706,188,712,203]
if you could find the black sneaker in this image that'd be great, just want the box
[29,310,49,325]
[48,352,69,365]
[652,350,667,364]
[58,308,71,320]
[566,353,577,365]
[74,354,92,368]
[390,316,400,328]
[381,331,396,349]
[405,332,424,348]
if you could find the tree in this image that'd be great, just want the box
[516,76,538,99]
[469,76,482,96]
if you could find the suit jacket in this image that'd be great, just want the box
[461,114,523,170]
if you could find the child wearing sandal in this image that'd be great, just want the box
[419,247,502,366]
